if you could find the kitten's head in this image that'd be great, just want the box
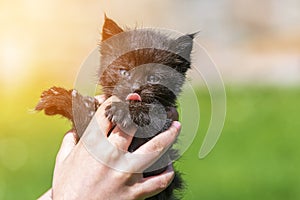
[99,16,194,127]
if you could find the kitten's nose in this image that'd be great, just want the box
[132,83,140,91]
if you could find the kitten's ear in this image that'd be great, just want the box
[172,33,197,60]
[102,14,124,41]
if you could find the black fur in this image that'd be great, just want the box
[35,16,194,199]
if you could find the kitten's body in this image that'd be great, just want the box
[36,16,194,200]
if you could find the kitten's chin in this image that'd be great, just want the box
[128,101,151,127]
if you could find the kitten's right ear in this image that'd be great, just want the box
[102,14,124,41]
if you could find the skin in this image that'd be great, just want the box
[38,96,181,200]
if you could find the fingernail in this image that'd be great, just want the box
[172,121,181,130]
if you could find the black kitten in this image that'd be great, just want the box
[36,16,194,200]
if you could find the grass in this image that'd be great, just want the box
[0,86,300,200]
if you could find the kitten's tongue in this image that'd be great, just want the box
[126,93,142,101]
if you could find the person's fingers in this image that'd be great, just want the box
[131,121,181,171]
[134,165,175,199]
[108,126,135,151]
[93,96,117,136]
[55,131,77,166]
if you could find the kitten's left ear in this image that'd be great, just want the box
[172,32,197,60]
[102,14,124,41]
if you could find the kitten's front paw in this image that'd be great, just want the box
[35,87,73,119]
[105,102,133,128]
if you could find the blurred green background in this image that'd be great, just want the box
[1,87,300,199]
[1,0,300,199]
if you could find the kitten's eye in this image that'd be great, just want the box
[119,69,130,77]
[147,74,160,84]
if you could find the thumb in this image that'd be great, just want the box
[55,131,78,166]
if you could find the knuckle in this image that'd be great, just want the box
[108,148,120,160]
[158,176,170,190]
[113,171,131,182]
[150,140,164,152]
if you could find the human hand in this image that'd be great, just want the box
[38,96,181,200]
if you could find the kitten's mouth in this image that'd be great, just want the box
[126,93,142,102]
